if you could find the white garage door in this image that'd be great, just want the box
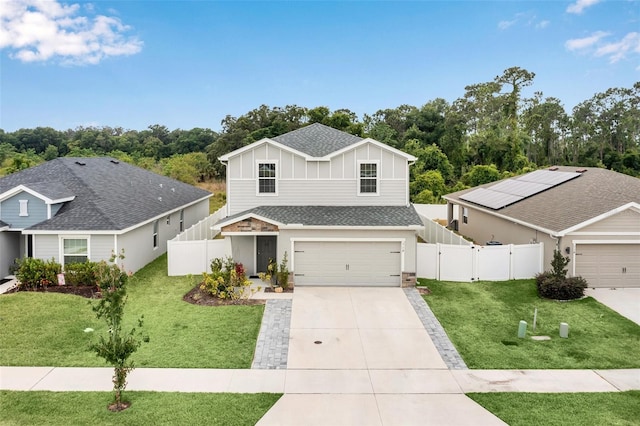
[575,244,640,288]
[294,241,402,286]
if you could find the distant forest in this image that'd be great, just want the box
[1,67,638,203]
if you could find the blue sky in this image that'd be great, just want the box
[1,0,638,132]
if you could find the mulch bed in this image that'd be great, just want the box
[417,286,431,295]
[5,285,101,299]
[182,286,265,306]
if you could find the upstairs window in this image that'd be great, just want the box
[19,199,29,216]
[257,162,277,195]
[63,238,88,265]
[179,210,185,232]
[358,162,379,195]
[463,207,469,224]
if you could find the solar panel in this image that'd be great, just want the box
[490,180,550,197]
[460,188,523,210]
[517,170,579,186]
[459,169,581,210]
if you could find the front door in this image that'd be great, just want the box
[256,236,277,273]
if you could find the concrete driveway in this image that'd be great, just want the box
[257,287,506,426]
[585,288,640,325]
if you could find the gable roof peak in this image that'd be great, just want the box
[271,123,363,157]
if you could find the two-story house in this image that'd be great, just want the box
[0,157,211,276]
[214,123,422,286]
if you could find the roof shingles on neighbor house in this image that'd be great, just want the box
[224,205,423,227]
[0,157,211,231]
[446,166,640,232]
[271,123,364,157]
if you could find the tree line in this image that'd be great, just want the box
[1,67,638,202]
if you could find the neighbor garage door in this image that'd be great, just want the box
[294,241,402,286]
[575,244,640,288]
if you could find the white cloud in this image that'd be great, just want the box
[498,19,517,30]
[565,31,610,51]
[497,12,549,31]
[566,31,640,64]
[566,0,602,14]
[595,32,640,63]
[536,20,550,29]
[0,0,142,65]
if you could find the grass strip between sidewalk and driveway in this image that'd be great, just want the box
[419,278,640,369]
[468,391,640,426]
[0,391,281,426]
[0,255,264,368]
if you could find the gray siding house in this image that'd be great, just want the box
[0,157,211,276]
[215,123,422,286]
[444,166,640,288]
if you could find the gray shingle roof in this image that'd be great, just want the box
[0,157,211,231]
[23,181,75,201]
[221,205,422,227]
[272,123,363,157]
[444,166,640,232]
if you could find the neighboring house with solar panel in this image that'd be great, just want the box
[214,123,423,286]
[0,157,211,277]
[443,166,640,288]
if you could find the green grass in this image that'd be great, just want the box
[0,391,281,426]
[468,392,640,426]
[0,255,264,368]
[419,278,640,369]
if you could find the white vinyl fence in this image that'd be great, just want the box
[417,242,544,282]
[167,205,231,276]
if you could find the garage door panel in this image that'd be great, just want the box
[294,241,401,286]
[576,244,640,288]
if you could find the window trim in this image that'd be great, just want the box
[60,236,90,267]
[179,209,185,232]
[357,160,380,196]
[256,161,278,196]
[463,207,469,224]
[153,220,159,249]
[19,199,29,216]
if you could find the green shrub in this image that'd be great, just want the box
[277,251,290,290]
[64,261,98,286]
[535,272,587,300]
[16,258,61,290]
[200,257,258,300]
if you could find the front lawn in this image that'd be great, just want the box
[420,279,640,369]
[0,391,281,426]
[468,392,640,426]
[0,255,264,368]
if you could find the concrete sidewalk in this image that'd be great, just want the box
[2,366,638,393]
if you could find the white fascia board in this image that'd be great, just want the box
[0,185,57,205]
[321,138,417,162]
[443,197,561,237]
[218,138,313,162]
[280,224,423,231]
[213,213,284,230]
[23,195,212,236]
[560,202,640,236]
[48,196,76,204]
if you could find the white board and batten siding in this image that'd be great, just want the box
[226,142,410,215]
[417,242,544,282]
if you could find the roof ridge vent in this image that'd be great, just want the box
[548,166,559,171]
[576,169,587,173]
[75,161,86,166]
[110,159,120,164]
